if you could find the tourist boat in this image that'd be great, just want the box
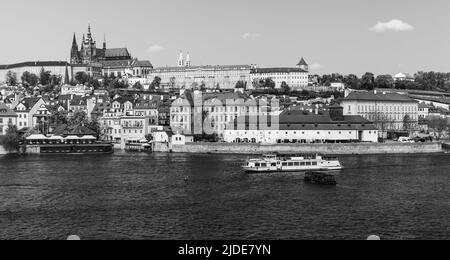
[24,134,114,155]
[242,153,343,173]
[304,171,337,185]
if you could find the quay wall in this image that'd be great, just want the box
[169,142,443,155]
[443,142,450,150]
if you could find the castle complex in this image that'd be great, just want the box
[70,25,153,79]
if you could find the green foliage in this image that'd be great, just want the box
[361,72,375,90]
[21,71,39,88]
[145,134,153,142]
[375,75,394,89]
[48,109,69,125]
[0,125,21,152]
[5,70,17,86]
[150,76,161,90]
[75,72,90,85]
[133,81,144,90]
[39,68,52,86]
[343,74,360,89]
[427,117,449,139]
[280,81,291,94]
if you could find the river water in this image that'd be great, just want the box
[0,152,449,240]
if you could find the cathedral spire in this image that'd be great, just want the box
[72,33,77,45]
[103,34,106,50]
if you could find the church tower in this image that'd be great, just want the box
[70,33,81,64]
[81,24,97,64]
[186,52,191,67]
[178,51,184,67]
[297,58,309,71]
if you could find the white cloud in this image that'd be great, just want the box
[242,32,260,40]
[370,19,415,33]
[147,44,164,53]
[309,63,324,71]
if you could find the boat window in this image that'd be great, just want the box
[288,162,294,166]
[282,162,288,166]
[261,163,267,167]
[255,163,260,167]
[271,163,276,167]
[306,162,312,166]
[294,162,300,166]
[312,162,318,166]
[300,162,306,166]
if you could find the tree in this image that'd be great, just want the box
[145,134,153,142]
[39,68,52,86]
[5,71,17,86]
[375,75,394,89]
[263,78,276,90]
[48,109,68,125]
[49,75,62,87]
[361,72,375,90]
[75,72,90,85]
[21,71,39,88]
[427,117,448,140]
[133,81,144,91]
[0,125,21,152]
[68,110,88,127]
[150,76,161,90]
[343,74,360,89]
[395,80,420,90]
[280,81,291,93]
[403,114,413,132]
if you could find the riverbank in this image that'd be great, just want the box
[166,142,443,155]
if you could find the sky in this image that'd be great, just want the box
[1,0,450,76]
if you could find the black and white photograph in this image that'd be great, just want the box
[0,0,449,245]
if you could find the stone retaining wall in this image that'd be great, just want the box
[169,142,443,155]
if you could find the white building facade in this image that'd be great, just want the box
[340,90,419,137]
[223,106,378,144]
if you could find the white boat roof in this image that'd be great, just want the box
[80,135,96,140]
[26,134,48,140]
[65,135,80,139]
[49,135,64,140]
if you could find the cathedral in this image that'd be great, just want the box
[70,25,153,79]
[70,25,132,65]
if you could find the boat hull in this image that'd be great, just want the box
[243,166,343,173]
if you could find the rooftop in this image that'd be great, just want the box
[343,91,417,103]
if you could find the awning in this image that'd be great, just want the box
[26,134,48,140]
[48,135,64,140]
[65,135,80,139]
[80,135,97,140]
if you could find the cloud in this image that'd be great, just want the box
[309,63,324,71]
[242,32,260,40]
[370,19,414,33]
[147,44,164,53]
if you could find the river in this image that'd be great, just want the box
[0,152,449,240]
